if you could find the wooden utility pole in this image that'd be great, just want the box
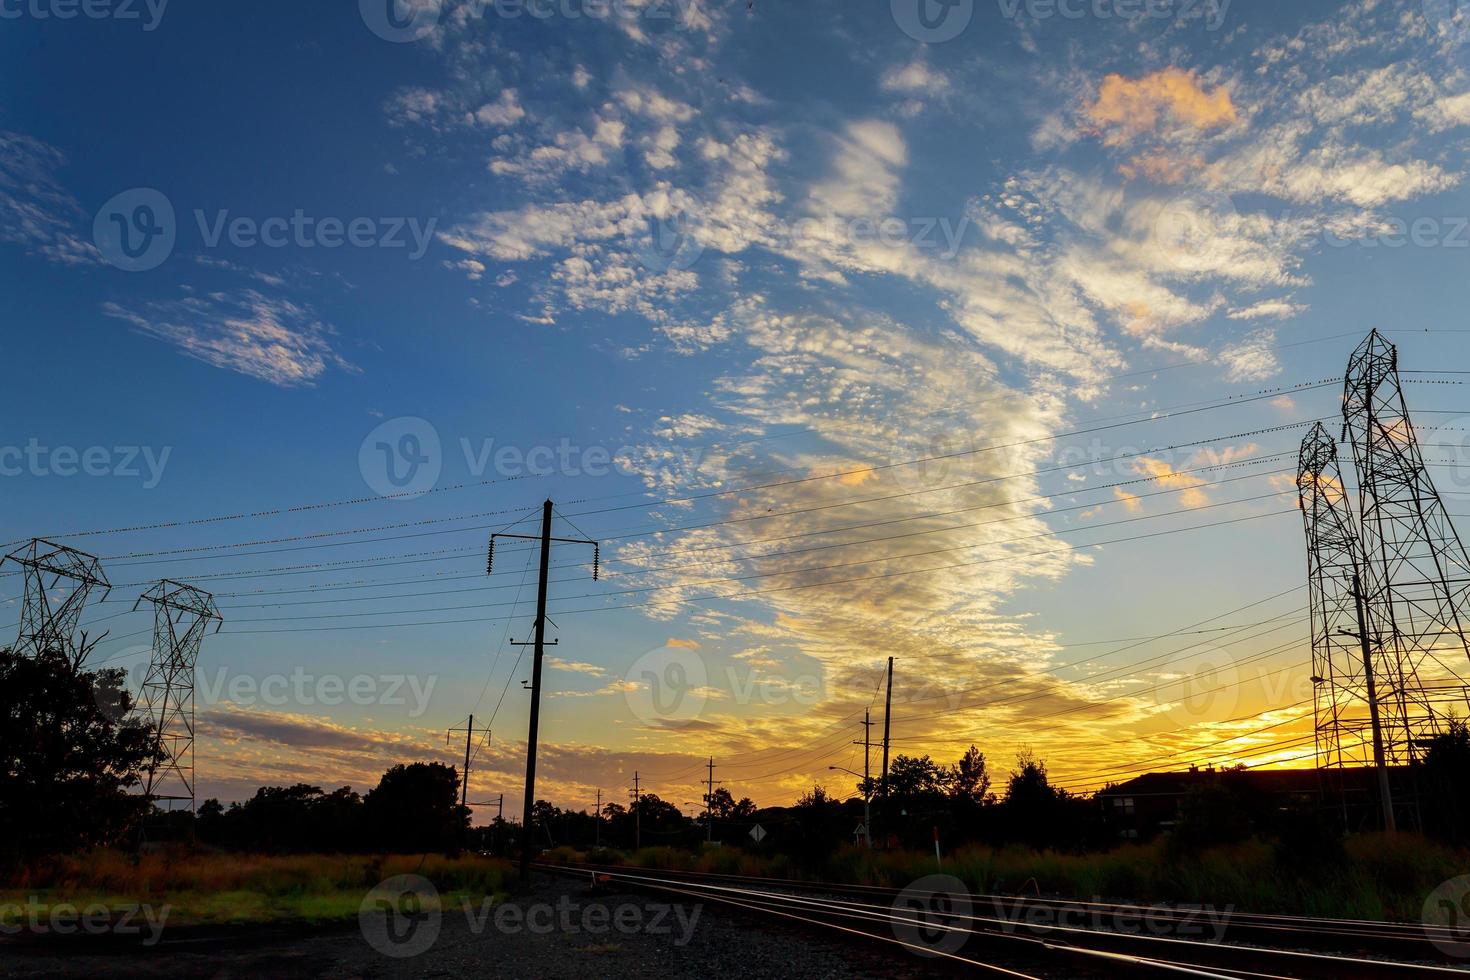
[448,715,492,809]
[595,789,602,848]
[704,758,720,844]
[854,710,873,846]
[488,500,598,884]
[880,657,894,798]
[632,772,641,850]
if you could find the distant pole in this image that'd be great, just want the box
[462,716,473,808]
[633,772,641,850]
[447,716,491,813]
[1353,572,1397,833]
[595,788,602,848]
[705,757,718,844]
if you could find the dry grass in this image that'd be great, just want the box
[2,849,513,927]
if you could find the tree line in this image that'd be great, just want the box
[8,642,1470,864]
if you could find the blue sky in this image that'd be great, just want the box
[4,0,1470,815]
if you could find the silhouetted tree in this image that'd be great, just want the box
[886,754,953,799]
[705,787,758,821]
[790,785,848,863]
[0,646,160,858]
[1423,719,1470,843]
[952,745,993,806]
[364,763,468,853]
[1000,752,1074,848]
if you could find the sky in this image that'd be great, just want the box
[4,0,1470,821]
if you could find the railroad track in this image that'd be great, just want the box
[534,861,1470,978]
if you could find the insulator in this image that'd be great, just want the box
[593,543,600,582]
[487,537,495,575]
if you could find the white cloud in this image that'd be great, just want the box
[880,58,951,96]
[1218,329,1280,382]
[547,657,607,677]
[1228,299,1304,321]
[808,120,907,218]
[384,87,447,127]
[880,56,952,115]
[0,131,101,266]
[472,89,525,127]
[102,291,356,387]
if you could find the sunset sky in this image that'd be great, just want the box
[4,0,1470,821]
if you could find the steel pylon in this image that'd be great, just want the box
[135,580,222,813]
[1298,423,1406,769]
[2,539,109,668]
[1343,330,1470,761]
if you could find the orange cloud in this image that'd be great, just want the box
[1119,149,1206,184]
[807,463,879,488]
[1114,488,1143,513]
[666,638,701,649]
[1087,68,1237,146]
[1133,456,1209,508]
[1189,442,1260,468]
[1295,471,1345,499]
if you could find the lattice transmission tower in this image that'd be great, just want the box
[2,539,109,667]
[135,580,222,813]
[1343,330,1470,758]
[1298,423,1406,768]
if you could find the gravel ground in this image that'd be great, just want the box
[1,875,1101,979]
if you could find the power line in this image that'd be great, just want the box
[210,469,1292,611]
[134,449,1297,599]
[217,500,1295,626]
[212,506,1298,634]
[562,386,1338,522]
[21,374,1340,548]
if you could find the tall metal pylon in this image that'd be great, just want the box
[135,580,222,813]
[2,539,109,667]
[1343,329,1470,760]
[1297,423,1400,828]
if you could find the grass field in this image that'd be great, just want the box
[1,850,513,928]
[548,833,1469,922]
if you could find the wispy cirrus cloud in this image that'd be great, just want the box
[0,130,101,266]
[102,290,357,387]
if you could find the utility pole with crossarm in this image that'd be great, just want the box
[488,500,599,884]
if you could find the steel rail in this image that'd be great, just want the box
[537,862,1470,977]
